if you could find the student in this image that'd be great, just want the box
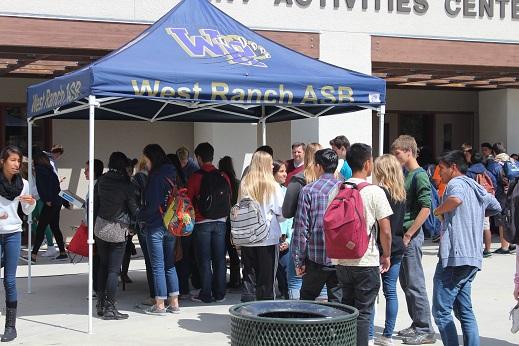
[94,152,138,320]
[391,135,436,344]
[330,135,353,180]
[292,149,342,303]
[369,154,407,346]
[487,142,516,254]
[167,154,187,188]
[187,143,231,303]
[461,143,473,165]
[285,142,306,186]
[45,144,64,178]
[0,146,36,342]
[466,152,497,258]
[29,150,68,262]
[239,151,285,300]
[218,156,241,289]
[481,142,493,161]
[272,160,293,299]
[176,147,199,179]
[333,144,392,346]
[432,150,501,345]
[138,144,180,315]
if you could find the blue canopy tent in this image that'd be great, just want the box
[26,0,385,333]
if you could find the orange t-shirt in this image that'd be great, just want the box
[432,165,446,197]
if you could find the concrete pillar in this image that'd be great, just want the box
[479,89,519,153]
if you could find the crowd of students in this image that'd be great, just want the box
[0,133,517,344]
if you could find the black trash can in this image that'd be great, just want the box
[229,300,358,346]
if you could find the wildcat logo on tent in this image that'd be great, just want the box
[166,28,271,68]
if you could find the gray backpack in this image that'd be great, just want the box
[230,197,270,246]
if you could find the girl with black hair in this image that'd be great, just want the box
[138,144,180,315]
[30,150,67,262]
[93,152,138,320]
[0,145,36,342]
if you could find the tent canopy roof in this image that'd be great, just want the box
[26,0,385,122]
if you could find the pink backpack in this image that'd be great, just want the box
[323,182,370,260]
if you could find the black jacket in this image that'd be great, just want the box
[282,172,306,219]
[94,170,139,223]
[35,164,62,206]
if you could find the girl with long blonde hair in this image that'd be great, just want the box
[369,154,407,345]
[239,151,285,300]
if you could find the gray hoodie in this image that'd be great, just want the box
[440,175,501,270]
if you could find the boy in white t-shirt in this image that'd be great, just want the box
[332,143,392,346]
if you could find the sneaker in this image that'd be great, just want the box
[140,297,155,307]
[190,296,212,303]
[20,255,36,264]
[510,245,517,253]
[144,305,167,316]
[54,254,68,261]
[368,339,375,346]
[178,294,191,300]
[483,250,492,258]
[493,247,511,254]
[398,327,416,337]
[41,246,57,257]
[511,303,519,334]
[375,336,394,346]
[166,305,180,314]
[215,297,226,303]
[403,333,436,345]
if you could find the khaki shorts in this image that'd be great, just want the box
[483,217,490,230]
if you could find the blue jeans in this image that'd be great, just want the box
[286,247,302,299]
[194,222,226,302]
[0,232,21,303]
[432,263,479,346]
[146,226,179,300]
[369,257,402,339]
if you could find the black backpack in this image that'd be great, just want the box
[196,170,231,219]
[504,180,519,245]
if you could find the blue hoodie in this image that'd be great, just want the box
[440,175,501,270]
[138,163,177,229]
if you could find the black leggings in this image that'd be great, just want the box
[96,238,126,301]
[32,203,65,255]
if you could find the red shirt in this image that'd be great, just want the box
[187,163,231,222]
[285,159,305,187]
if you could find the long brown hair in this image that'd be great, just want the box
[373,154,406,202]
[304,143,323,184]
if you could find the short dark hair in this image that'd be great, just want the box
[194,142,214,163]
[33,149,51,167]
[439,150,468,174]
[108,152,130,175]
[291,142,305,151]
[85,159,104,180]
[493,142,506,155]
[314,149,338,174]
[272,160,286,176]
[50,144,64,155]
[471,152,484,165]
[255,145,274,157]
[346,143,372,173]
[481,142,492,150]
[329,135,351,151]
[143,144,168,171]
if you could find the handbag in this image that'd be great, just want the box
[67,223,89,257]
[94,217,129,243]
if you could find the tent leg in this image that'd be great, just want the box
[88,95,97,335]
[260,106,266,146]
[378,106,386,157]
[27,121,33,294]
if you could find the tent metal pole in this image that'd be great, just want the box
[261,106,266,146]
[27,120,33,294]
[378,106,386,157]
[88,95,97,335]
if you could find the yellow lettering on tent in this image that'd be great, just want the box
[338,86,354,103]
[302,85,318,104]
[247,89,262,103]
[177,87,191,99]
[231,88,245,102]
[212,82,229,101]
[160,87,175,98]
[279,84,293,104]
[132,80,160,96]
[193,83,202,100]
[320,86,336,103]
[264,89,278,104]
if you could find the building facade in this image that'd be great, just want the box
[1,0,518,230]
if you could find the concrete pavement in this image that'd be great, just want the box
[7,239,519,345]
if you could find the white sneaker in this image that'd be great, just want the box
[41,246,57,257]
[511,303,519,334]
[375,336,394,346]
[368,339,375,346]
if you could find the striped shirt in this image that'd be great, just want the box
[291,174,341,267]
